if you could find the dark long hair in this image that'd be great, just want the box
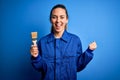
[50,4,69,33]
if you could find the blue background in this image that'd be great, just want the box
[0,0,120,80]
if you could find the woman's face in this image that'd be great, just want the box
[51,8,68,33]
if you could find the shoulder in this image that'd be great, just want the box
[67,32,82,45]
[67,32,80,40]
[38,33,52,43]
[41,33,51,40]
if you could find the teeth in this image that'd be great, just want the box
[56,23,61,27]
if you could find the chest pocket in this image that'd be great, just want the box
[64,50,76,57]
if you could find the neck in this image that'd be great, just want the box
[54,30,65,38]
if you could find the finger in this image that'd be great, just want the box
[31,45,34,47]
[30,47,38,53]
[91,41,96,45]
[30,49,38,54]
[92,41,96,44]
[31,44,37,47]
[89,41,97,50]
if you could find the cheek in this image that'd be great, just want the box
[63,20,68,25]
[63,19,68,23]
[51,19,56,24]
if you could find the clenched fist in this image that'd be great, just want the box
[30,45,39,57]
[89,41,97,50]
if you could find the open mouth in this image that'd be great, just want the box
[55,23,62,27]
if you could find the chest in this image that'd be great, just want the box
[41,39,78,59]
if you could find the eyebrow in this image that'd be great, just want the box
[52,15,65,17]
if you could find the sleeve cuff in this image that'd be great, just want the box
[86,47,94,53]
[31,55,41,62]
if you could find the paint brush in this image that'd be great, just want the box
[31,32,37,46]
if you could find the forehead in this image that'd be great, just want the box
[52,8,66,15]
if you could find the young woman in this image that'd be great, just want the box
[30,4,97,80]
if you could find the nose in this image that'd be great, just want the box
[56,17,60,22]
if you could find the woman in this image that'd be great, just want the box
[30,4,97,80]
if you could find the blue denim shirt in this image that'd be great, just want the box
[31,30,93,80]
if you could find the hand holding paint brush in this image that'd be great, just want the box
[30,32,39,57]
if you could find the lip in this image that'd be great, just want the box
[54,24,61,30]
[55,26,60,29]
[55,23,62,27]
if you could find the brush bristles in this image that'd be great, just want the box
[31,32,37,40]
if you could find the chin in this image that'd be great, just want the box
[54,29,62,33]
[55,30,61,33]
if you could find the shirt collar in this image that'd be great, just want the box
[47,30,70,43]
[47,32,54,43]
[61,30,70,42]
